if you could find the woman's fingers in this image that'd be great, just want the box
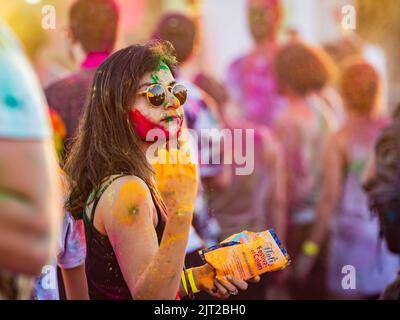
[248,275,261,283]
[216,276,238,293]
[208,287,227,299]
[226,276,248,291]
[208,272,261,299]
[214,278,231,298]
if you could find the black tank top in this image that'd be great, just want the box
[83,175,166,300]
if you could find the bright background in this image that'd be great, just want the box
[0,0,399,110]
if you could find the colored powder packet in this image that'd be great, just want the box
[222,230,263,244]
[199,230,290,280]
[222,231,250,244]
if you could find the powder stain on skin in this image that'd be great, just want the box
[164,115,174,123]
[107,187,116,206]
[150,73,160,84]
[173,96,181,107]
[150,61,171,84]
[111,181,148,225]
[127,204,140,217]
[160,231,188,249]
[153,148,198,214]
[157,62,170,71]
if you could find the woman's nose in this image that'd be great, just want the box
[163,90,180,110]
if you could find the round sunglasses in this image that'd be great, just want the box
[137,83,188,108]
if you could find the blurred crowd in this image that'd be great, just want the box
[0,0,399,300]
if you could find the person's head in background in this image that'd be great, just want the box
[69,0,120,63]
[340,61,382,119]
[152,13,197,67]
[247,0,283,45]
[274,42,335,99]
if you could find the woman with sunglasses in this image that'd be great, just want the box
[65,41,251,300]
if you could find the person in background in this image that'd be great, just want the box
[45,0,120,158]
[0,22,62,299]
[226,0,285,128]
[364,104,400,300]
[273,42,337,299]
[33,112,88,300]
[295,61,398,299]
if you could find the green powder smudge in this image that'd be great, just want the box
[151,72,160,84]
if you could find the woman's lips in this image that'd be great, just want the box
[162,115,181,124]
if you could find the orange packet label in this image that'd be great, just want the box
[199,230,290,280]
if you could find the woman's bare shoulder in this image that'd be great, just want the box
[92,174,159,232]
[105,175,153,206]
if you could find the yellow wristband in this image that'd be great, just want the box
[187,268,200,294]
[181,271,188,295]
[302,240,320,257]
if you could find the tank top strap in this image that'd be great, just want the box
[88,174,127,224]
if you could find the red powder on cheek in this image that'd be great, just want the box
[130,109,182,141]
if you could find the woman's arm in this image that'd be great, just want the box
[103,174,250,300]
[102,175,194,300]
[308,133,344,245]
[61,264,89,300]
[262,130,287,243]
[272,114,301,205]
[59,213,88,300]
[294,133,344,280]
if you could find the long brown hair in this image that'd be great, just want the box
[65,40,176,219]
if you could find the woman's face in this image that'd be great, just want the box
[130,62,184,141]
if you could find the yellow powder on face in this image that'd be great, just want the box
[111,181,148,225]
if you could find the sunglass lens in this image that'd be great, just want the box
[173,84,188,106]
[147,85,165,107]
